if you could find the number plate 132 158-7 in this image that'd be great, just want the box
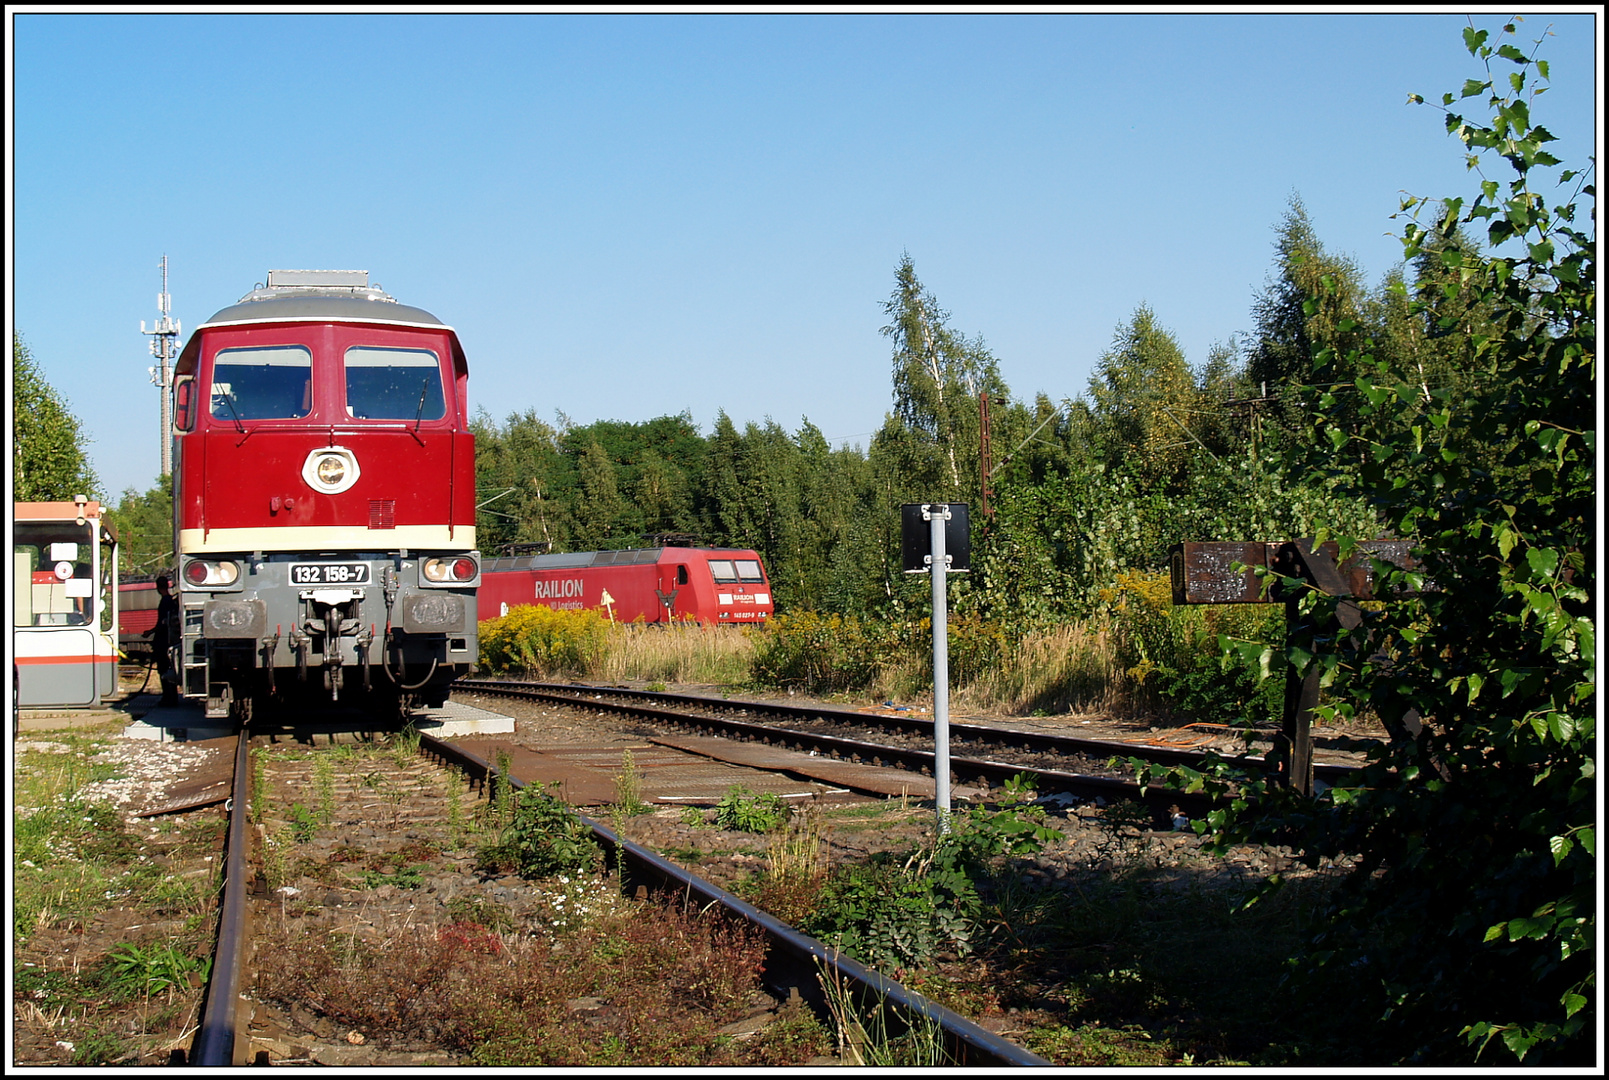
[290,562,371,585]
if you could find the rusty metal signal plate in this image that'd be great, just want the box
[1170,539,1418,605]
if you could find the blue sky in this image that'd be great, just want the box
[8,10,1600,503]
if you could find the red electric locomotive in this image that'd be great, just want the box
[478,547,773,625]
[169,270,479,718]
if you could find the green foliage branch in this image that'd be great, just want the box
[1139,20,1595,1065]
[481,782,603,879]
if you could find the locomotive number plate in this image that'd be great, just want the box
[289,562,372,585]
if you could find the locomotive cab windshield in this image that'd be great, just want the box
[344,346,445,420]
[210,345,312,421]
[709,558,766,585]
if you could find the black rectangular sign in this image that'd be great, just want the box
[901,503,970,573]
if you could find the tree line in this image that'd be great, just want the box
[470,190,1486,628]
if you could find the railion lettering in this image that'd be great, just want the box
[534,579,584,600]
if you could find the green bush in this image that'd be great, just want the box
[748,612,892,691]
[479,605,611,677]
[1103,572,1284,727]
[800,802,1060,972]
[479,783,602,879]
[749,610,1008,694]
[801,855,959,972]
[713,786,789,833]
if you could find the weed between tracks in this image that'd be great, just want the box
[243,737,835,1066]
[255,890,825,1067]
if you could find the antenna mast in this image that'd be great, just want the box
[142,256,181,477]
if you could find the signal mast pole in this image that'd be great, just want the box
[142,256,181,478]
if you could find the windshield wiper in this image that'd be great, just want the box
[413,379,430,431]
[219,394,247,435]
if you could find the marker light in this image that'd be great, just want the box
[423,556,478,583]
[183,559,240,587]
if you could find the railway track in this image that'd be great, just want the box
[454,677,1364,822]
[189,716,1051,1066]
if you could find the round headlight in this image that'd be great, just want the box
[316,455,347,485]
[301,445,360,494]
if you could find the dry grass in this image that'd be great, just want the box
[749,807,831,925]
[494,605,1165,724]
[954,620,1132,718]
[593,622,756,685]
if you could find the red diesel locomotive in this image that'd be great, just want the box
[479,547,773,625]
[169,270,479,718]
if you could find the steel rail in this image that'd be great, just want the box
[458,676,1365,786]
[416,733,1053,1067]
[457,679,1238,819]
[192,728,252,1067]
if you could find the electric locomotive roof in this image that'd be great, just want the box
[482,547,763,572]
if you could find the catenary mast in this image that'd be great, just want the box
[141,256,181,477]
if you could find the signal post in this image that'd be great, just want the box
[901,503,970,831]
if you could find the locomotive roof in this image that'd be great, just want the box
[196,286,452,333]
[176,272,464,374]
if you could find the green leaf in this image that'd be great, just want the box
[1506,916,1544,940]
[1501,1028,1539,1061]
[1496,524,1520,559]
[1548,833,1574,864]
[1526,547,1560,580]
